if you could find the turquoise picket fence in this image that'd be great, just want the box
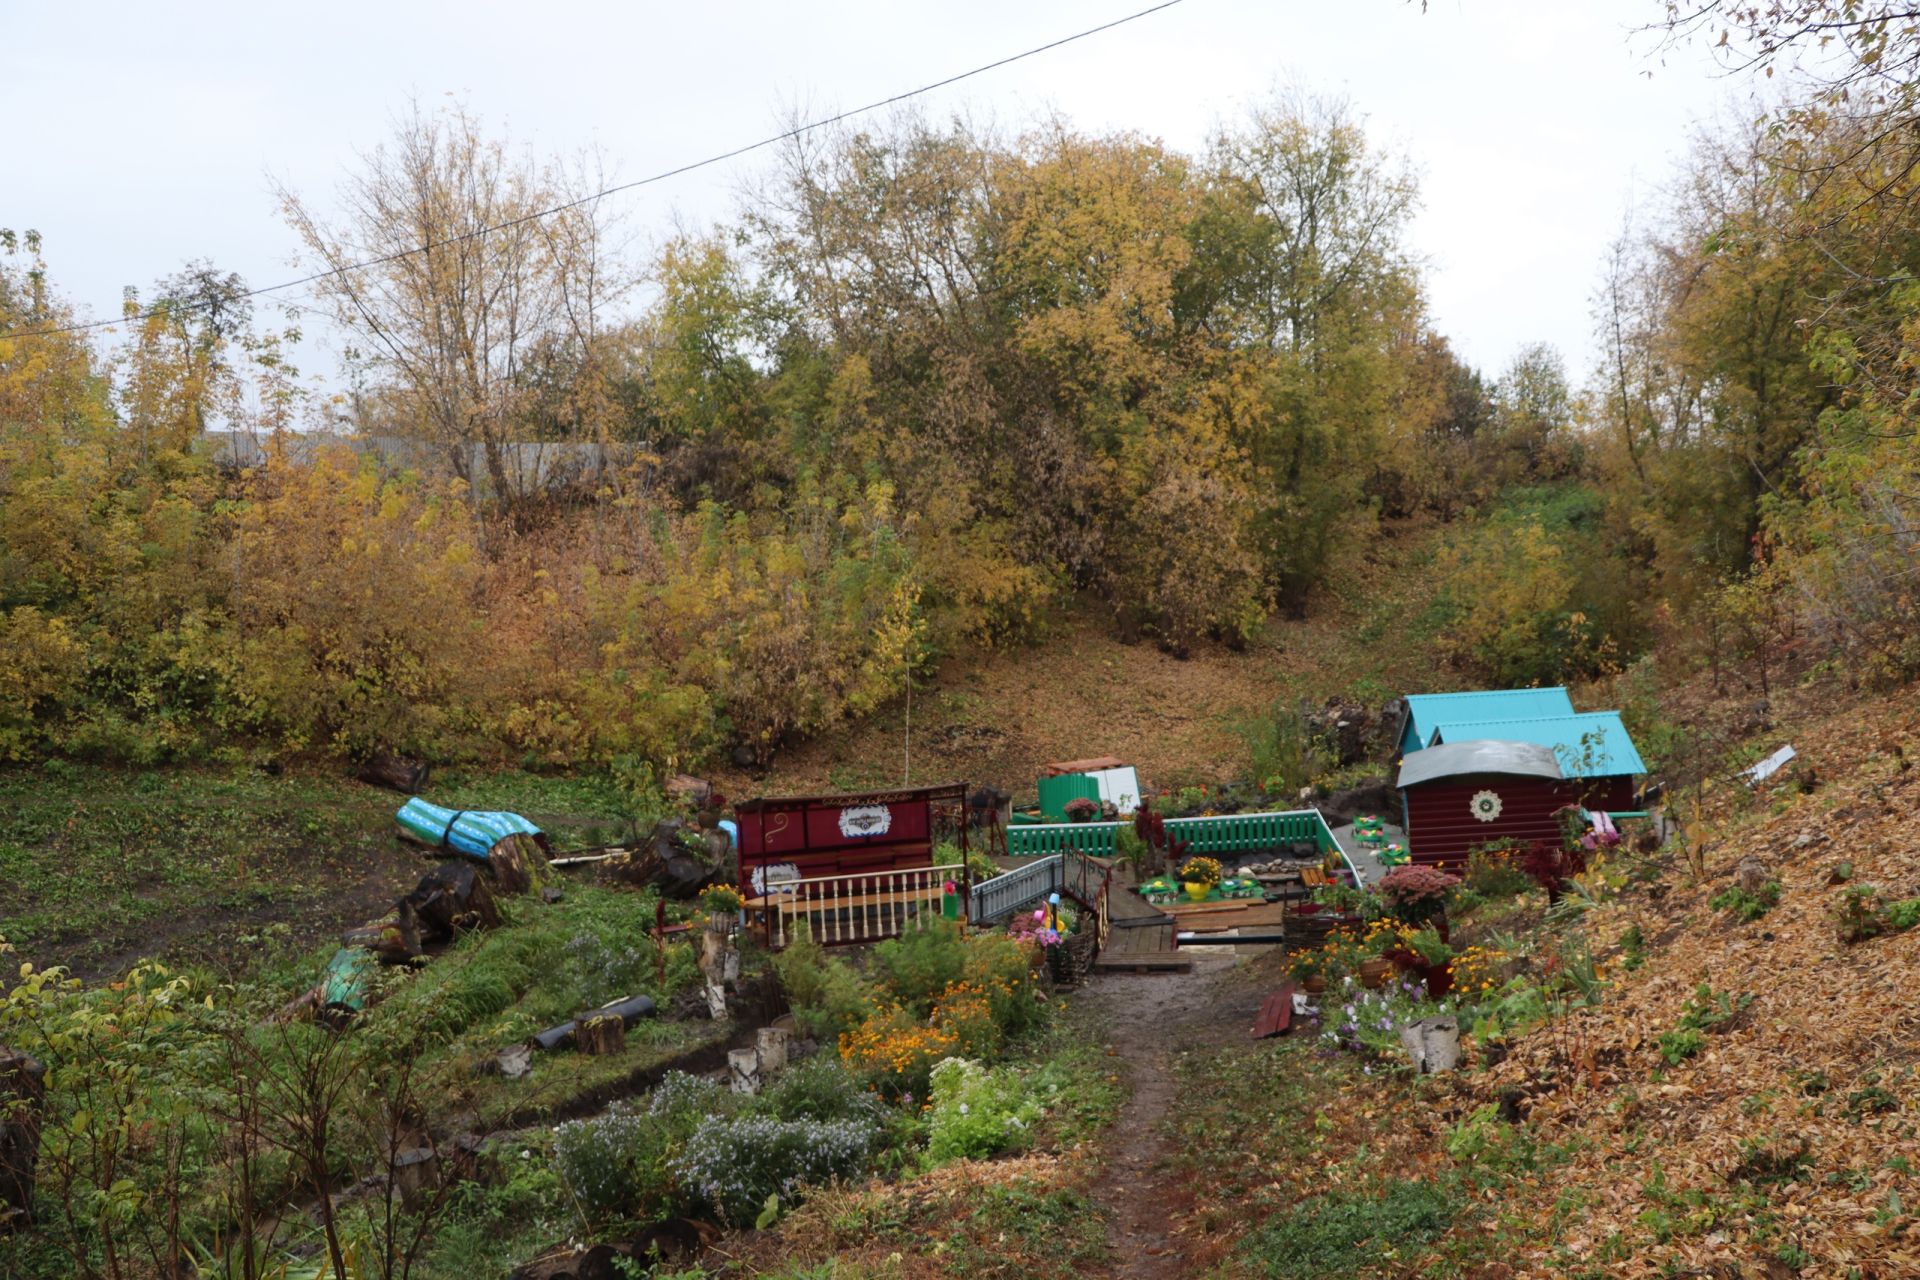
[1004,809,1339,859]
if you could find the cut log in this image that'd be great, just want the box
[0,1048,47,1232]
[755,1026,790,1073]
[574,1015,626,1057]
[391,1146,439,1211]
[1399,1016,1462,1074]
[488,833,550,896]
[355,753,431,794]
[728,1048,761,1095]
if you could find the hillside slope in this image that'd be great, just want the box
[1467,677,1920,1276]
[722,519,1452,802]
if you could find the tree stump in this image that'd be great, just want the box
[1399,1017,1461,1074]
[574,1015,626,1057]
[341,900,423,963]
[488,833,550,896]
[728,1048,761,1095]
[405,861,500,942]
[0,1048,47,1232]
[1735,856,1769,895]
[755,1026,790,1074]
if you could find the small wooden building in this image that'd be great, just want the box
[1397,740,1611,870]
[733,783,967,896]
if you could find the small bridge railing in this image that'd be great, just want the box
[969,850,1113,943]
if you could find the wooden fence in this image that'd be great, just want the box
[750,865,954,949]
[1004,808,1339,859]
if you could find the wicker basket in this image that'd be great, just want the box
[1048,928,1099,986]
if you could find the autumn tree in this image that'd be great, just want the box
[278,102,631,512]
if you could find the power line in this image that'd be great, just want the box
[6,0,1189,342]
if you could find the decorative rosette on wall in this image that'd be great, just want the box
[1469,789,1502,822]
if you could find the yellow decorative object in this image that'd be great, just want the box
[1184,881,1211,902]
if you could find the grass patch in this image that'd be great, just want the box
[1237,1179,1456,1279]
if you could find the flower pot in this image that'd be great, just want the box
[1359,957,1392,989]
[1302,974,1328,995]
[1184,881,1212,902]
[1421,962,1454,1000]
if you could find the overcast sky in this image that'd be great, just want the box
[4,0,1746,390]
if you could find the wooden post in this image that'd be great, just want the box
[727,1048,761,1095]
[0,1048,47,1233]
[754,1026,790,1074]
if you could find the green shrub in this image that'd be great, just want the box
[1618,924,1647,971]
[760,1057,889,1126]
[1236,702,1324,798]
[551,1102,684,1225]
[926,1058,1041,1163]
[772,922,876,1041]
[1444,1105,1562,1185]
[1885,898,1920,932]
[871,920,968,1014]
[1658,1027,1706,1065]
[1710,880,1781,922]
[674,1113,882,1224]
[1659,982,1753,1064]
[961,930,1048,1041]
[1464,842,1534,899]
[1237,1179,1455,1279]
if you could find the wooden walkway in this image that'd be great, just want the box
[1093,865,1190,972]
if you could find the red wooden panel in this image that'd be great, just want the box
[735,785,964,891]
[1403,774,1633,869]
[1252,984,1297,1039]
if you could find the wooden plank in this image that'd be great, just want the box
[1092,952,1192,973]
[1172,902,1291,933]
[1252,984,1297,1039]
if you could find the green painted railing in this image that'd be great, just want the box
[1005,821,1125,856]
[1005,809,1339,859]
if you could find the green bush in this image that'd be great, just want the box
[551,1101,685,1225]
[1463,842,1534,899]
[1658,1027,1706,1065]
[674,1113,882,1224]
[772,923,876,1041]
[961,930,1049,1041]
[871,920,969,1014]
[1710,880,1782,922]
[926,1058,1042,1163]
[760,1057,889,1126]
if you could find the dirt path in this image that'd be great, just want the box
[1076,952,1253,1280]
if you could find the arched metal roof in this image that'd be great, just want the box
[1397,739,1564,789]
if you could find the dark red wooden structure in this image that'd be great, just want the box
[1398,741,1632,870]
[734,782,969,895]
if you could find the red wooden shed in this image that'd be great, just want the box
[1396,740,1632,870]
[733,783,968,896]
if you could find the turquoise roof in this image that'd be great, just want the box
[1428,712,1646,778]
[1400,687,1574,754]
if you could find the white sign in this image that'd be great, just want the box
[751,862,801,895]
[838,804,892,839]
